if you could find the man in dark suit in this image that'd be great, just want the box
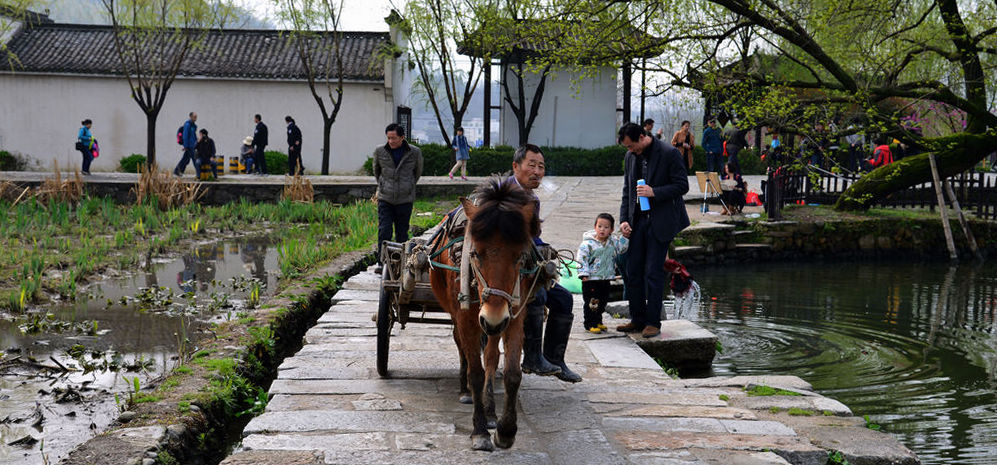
[252,114,268,175]
[616,122,690,338]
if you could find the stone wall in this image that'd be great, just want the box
[6,179,476,206]
[673,218,997,266]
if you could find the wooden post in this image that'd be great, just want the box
[943,179,983,261]
[928,154,958,261]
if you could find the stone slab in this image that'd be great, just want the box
[631,319,717,369]
[587,391,728,407]
[738,396,852,416]
[719,419,796,436]
[270,379,441,396]
[691,450,793,465]
[795,426,919,465]
[585,337,663,370]
[317,450,552,465]
[614,431,826,462]
[542,429,627,465]
[329,289,380,303]
[611,405,758,420]
[243,410,456,434]
[603,417,727,434]
[220,450,324,465]
[680,376,813,391]
[242,432,390,451]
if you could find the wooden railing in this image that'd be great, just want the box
[768,169,997,220]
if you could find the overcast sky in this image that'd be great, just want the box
[239,0,401,31]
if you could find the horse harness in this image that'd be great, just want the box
[427,205,550,319]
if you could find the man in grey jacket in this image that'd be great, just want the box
[373,123,423,256]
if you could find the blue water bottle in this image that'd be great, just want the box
[637,179,650,211]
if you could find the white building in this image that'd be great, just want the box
[0,10,410,173]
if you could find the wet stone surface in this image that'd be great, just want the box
[224,265,920,464]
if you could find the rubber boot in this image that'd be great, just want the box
[521,303,561,376]
[543,311,582,383]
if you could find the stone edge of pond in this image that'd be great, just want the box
[59,248,376,465]
[674,216,997,266]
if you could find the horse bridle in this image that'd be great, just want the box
[466,244,542,320]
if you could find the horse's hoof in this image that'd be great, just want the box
[493,432,515,449]
[486,418,497,429]
[458,393,472,404]
[471,435,494,451]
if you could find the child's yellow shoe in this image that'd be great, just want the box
[597,324,608,331]
[588,327,603,334]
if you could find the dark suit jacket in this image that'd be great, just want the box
[253,122,268,148]
[620,137,691,243]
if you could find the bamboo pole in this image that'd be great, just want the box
[943,179,983,261]
[928,154,958,261]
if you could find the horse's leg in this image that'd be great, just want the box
[454,328,471,404]
[494,316,524,449]
[457,318,493,451]
[483,335,500,429]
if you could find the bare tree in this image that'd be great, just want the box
[101,0,233,168]
[274,0,345,175]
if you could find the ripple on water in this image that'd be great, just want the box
[696,261,997,465]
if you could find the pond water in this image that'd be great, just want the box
[0,238,278,465]
[695,262,997,465]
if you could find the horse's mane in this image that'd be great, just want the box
[469,178,539,245]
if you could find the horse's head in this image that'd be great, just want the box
[460,178,539,336]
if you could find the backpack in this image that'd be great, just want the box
[177,125,184,145]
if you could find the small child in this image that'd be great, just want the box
[576,213,629,334]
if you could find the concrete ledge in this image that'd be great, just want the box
[629,319,717,371]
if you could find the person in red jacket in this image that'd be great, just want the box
[865,138,894,171]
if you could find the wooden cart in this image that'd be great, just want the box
[376,239,452,377]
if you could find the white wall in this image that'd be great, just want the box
[500,65,617,149]
[0,73,395,173]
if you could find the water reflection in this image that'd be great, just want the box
[696,262,997,464]
[0,237,279,465]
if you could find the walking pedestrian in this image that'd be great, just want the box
[285,116,303,175]
[616,122,690,339]
[448,127,470,180]
[252,114,268,175]
[373,123,423,255]
[702,118,723,173]
[76,119,95,175]
[174,112,197,177]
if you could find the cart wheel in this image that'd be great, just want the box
[376,267,393,377]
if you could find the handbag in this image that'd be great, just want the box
[75,141,86,151]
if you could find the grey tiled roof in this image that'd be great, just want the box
[4,23,389,81]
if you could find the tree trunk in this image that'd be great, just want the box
[834,132,997,210]
[321,117,333,175]
[145,111,159,169]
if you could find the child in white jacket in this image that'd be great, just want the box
[576,213,629,333]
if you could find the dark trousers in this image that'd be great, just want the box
[582,279,610,329]
[528,283,573,320]
[288,146,302,175]
[78,148,93,173]
[175,148,195,175]
[377,201,413,255]
[706,151,722,172]
[847,145,861,172]
[625,217,670,329]
[253,145,267,174]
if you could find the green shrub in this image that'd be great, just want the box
[362,144,628,177]
[265,151,288,174]
[0,150,29,171]
[118,154,147,173]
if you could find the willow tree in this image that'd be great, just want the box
[273,0,345,175]
[396,0,489,147]
[603,0,997,210]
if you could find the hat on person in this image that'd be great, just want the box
[243,136,253,145]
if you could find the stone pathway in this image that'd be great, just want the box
[223,265,918,465]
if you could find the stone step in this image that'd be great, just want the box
[672,245,707,258]
[733,243,774,251]
[629,319,717,371]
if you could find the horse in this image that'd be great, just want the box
[428,178,540,451]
